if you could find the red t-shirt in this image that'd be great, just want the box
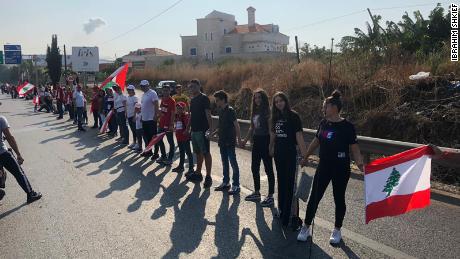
[159,97,176,129]
[175,113,190,142]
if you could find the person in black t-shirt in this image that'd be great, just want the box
[242,89,275,207]
[297,90,364,245]
[212,90,242,195]
[269,92,308,230]
[186,79,213,188]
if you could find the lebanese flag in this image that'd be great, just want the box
[100,63,128,91]
[364,145,434,224]
[17,82,35,97]
[141,132,166,155]
[99,110,115,134]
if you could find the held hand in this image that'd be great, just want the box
[17,155,24,165]
[357,163,365,172]
[240,139,248,148]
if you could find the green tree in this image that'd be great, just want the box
[46,34,62,87]
[383,168,401,197]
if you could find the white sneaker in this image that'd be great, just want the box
[329,229,342,244]
[128,143,136,149]
[297,225,312,242]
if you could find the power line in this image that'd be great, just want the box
[286,1,450,32]
[100,0,185,45]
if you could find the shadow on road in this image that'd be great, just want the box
[0,202,28,220]
[162,184,210,259]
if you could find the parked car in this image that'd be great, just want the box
[155,80,177,97]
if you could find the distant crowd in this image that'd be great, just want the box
[1,78,367,245]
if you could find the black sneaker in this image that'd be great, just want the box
[78,128,86,132]
[156,156,167,164]
[141,151,153,157]
[245,192,261,201]
[27,191,42,204]
[187,172,203,182]
[261,196,274,207]
[185,169,194,178]
[203,175,212,188]
[172,166,184,173]
[0,189,5,201]
[214,182,230,191]
[228,186,240,195]
[150,153,160,161]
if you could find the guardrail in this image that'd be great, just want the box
[211,116,459,166]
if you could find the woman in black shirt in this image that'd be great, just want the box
[269,92,308,229]
[242,89,275,207]
[297,90,364,245]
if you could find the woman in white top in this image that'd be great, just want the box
[113,85,129,145]
[125,85,139,149]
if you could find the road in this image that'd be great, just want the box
[0,95,459,258]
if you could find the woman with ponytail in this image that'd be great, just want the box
[297,90,364,245]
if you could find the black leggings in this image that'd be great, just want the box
[251,135,275,195]
[274,150,299,226]
[0,151,33,195]
[178,140,193,170]
[304,162,351,228]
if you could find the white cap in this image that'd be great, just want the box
[140,80,150,86]
[127,84,135,90]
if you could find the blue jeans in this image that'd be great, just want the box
[220,146,240,187]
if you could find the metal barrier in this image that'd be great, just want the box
[211,116,459,165]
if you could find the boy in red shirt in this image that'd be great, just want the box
[154,85,176,165]
[173,102,194,174]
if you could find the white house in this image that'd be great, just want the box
[181,7,289,61]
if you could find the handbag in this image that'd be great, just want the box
[295,167,314,202]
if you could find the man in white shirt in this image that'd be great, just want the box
[139,80,159,157]
[73,84,86,132]
[113,85,129,145]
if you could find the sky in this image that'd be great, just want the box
[0,0,453,60]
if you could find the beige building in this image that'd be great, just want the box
[181,7,289,61]
[121,48,177,69]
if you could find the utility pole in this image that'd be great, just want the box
[295,36,301,64]
[328,38,334,89]
[63,44,67,73]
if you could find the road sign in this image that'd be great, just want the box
[0,51,3,64]
[71,47,99,72]
[4,45,22,64]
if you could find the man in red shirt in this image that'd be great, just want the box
[153,85,176,165]
[56,84,65,120]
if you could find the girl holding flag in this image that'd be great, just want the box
[297,90,364,245]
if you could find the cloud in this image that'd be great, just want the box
[83,18,106,34]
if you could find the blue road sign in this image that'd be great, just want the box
[4,45,21,51]
[4,45,22,64]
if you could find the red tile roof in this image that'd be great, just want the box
[229,24,274,34]
[128,48,176,56]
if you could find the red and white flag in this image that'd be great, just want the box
[99,64,129,91]
[99,110,114,134]
[17,82,35,97]
[364,145,434,223]
[142,133,166,155]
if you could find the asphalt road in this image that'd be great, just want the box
[0,95,459,259]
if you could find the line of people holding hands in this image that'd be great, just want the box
[86,78,364,245]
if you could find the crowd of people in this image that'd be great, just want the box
[2,77,367,245]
